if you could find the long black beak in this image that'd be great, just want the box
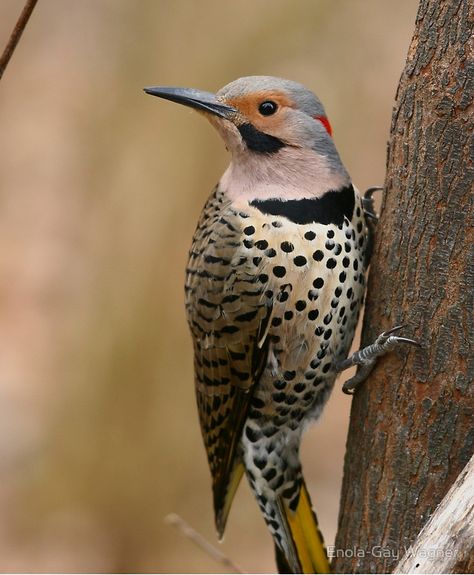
[143,86,237,119]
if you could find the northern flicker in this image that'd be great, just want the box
[145,76,417,574]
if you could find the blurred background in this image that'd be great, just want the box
[0,1,418,572]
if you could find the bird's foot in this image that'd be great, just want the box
[336,325,419,395]
[362,186,383,223]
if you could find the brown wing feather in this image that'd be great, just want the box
[185,187,270,533]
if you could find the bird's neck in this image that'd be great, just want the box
[220,147,350,209]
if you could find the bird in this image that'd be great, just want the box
[144,76,417,574]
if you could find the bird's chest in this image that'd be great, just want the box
[241,206,366,350]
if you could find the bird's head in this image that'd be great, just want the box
[145,76,349,200]
[145,76,335,155]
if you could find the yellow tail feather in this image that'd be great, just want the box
[214,462,245,538]
[284,483,330,573]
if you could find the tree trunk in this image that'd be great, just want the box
[333,1,473,573]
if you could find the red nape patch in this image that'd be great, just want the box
[315,115,332,136]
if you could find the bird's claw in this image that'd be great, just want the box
[377,324,421,348]
[339,325,420,394]
[362,186,382,222]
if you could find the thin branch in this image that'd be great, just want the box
[394,455,474,574]
[0,0,39,81]
[165,513,245,574]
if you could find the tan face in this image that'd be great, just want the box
[225,91,295,135]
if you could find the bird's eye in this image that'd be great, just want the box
[258,101,278,116]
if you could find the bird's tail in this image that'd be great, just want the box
[273,481,330,574]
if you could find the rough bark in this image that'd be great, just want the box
[333,1,473,573]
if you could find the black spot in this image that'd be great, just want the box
[244,226,255,235]
[342,256,350,268]
[295,300,306,311]
[245,426,261,442]
[326,258,337,269]
[258,273,269,283]
[344,242,352,252]
[272,392,286,403]
[325,240,335,250]
[251,396,265,408]
[357,221,363,233]
[278,291,289,303]
[308,290,318,301]
[335,286,342,297]
[315,326,324,336]
[284,311,293,321]
[350,300,358,311]
[334,244,342,255]
[266,248,277,257]
[294,382,306,392]
[283,482,299,499]
[269,518,280,530]
[284,370,296,381]
[294,255,307,267]
[271,220,282,228]
[263,467,277,481]
[304,371,317,380]
[356,206,361,217]
[322,363,332,373]
[323,313,332,325]
[253,256,262,266]
[239,211,250,219]
[291,408,303,420]
[274,380,286,390]
[353,259,359,271]
[313,277,324,289]
[310,358,320,368]
[263,426,278,437]
[308,309,319,321]
[317,348,326,359]
[285,395,297,405]
[358,236,364,247]
[271,317,282,327]
[265,289,273,298]
[339,271,346,282]
[238,123,285,154]
[304,231,316,240]
[255,239,268,250]
[253,457,267,470]
[339,306,346,317]
[281,241,294,253]
[243,239,253,249]
[249,185,355,225]
[324,329,333,340]
[304,392,314,402]
[273,266,286,278]
[313,250,324,261]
